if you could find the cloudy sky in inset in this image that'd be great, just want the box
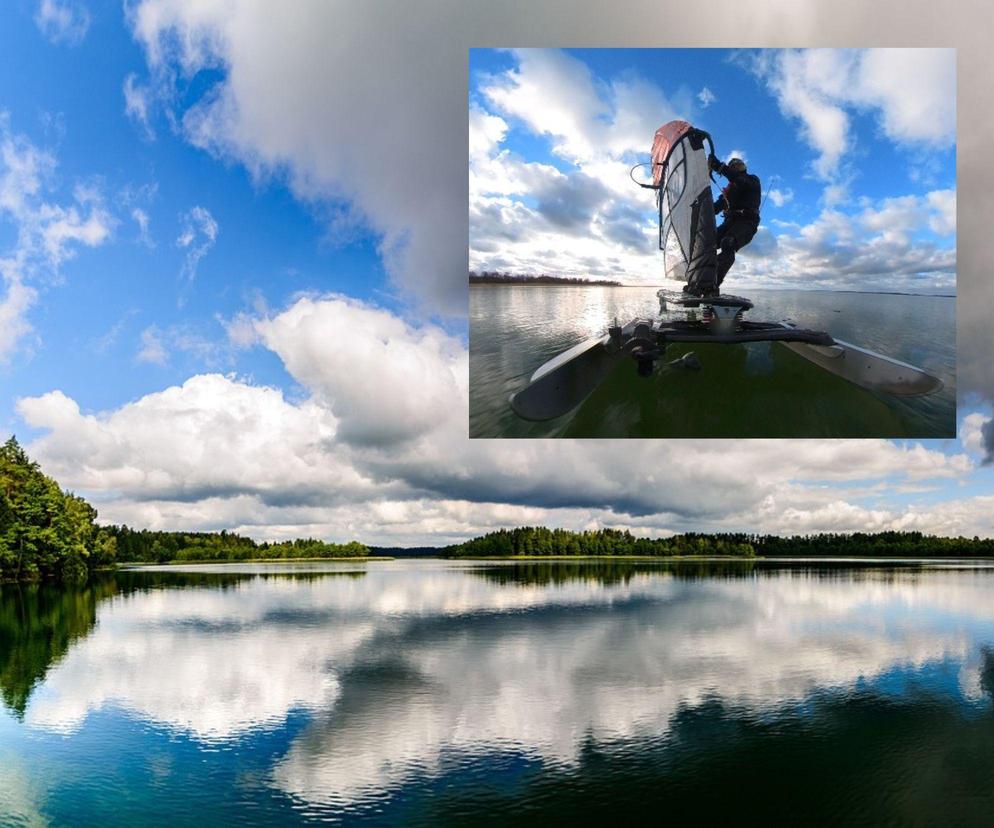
[470,48,956,294]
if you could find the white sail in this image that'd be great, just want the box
[652,121,717,291]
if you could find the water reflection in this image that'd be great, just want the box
[2,560,994,822]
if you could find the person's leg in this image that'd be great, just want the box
[714,220,758,288]
[715,227,738,288]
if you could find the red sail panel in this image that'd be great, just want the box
[651,120,692,186]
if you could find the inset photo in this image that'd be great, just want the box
[469,48,956,438]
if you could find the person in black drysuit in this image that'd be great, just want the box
[707,155,761,292]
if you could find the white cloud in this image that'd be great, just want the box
[750,49,955,180]
[252,296,466,446]
[0,280,37,361]
[123,73,155,140]
[468,51,696,282]
[126,0,480,315]
[176,205,218,283]
[854,49,956,146]
[0,116,114,361]
[112,6,990,406]
[39,187,114,266]
[960,412,988,457]
[767,187,794,207]
[698,86,716,108]
[925,188,956,236]
[822,182,850,207]
[131,207,152,246]
[727,190,957,292]
[17,370,369,510]
[481,49,685,167]
[136,325,167,365]
[34,0,90,45]
[468,106,508,161]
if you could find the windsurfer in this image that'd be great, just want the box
[708,155,761,291]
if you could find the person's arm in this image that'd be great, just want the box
[708,154,728,178]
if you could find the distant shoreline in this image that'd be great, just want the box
[117,557,390,567]
[106,555,994,566]
[470,277,623,287]
[469,283,955,298]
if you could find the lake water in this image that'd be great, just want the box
[469,286,956,438]
[3,559,994,825]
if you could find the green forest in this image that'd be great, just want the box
[0,437,368,584]
[443,527,756,558]
[105,526,368,564]
[443,527,994,559]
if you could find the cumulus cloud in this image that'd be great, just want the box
[13,293,985,544]
[468,106,508,162]
[0,116,114,361]
[17,371,372,511]
[730,190,956,292]
[251,296,466,447]
[480,49,681,164]
[698,86,716,108]
[34,0,90,45]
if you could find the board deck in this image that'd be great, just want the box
[656,289,754,311]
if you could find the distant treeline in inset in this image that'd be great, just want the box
[442,527,994,559]
[1,437,368,584]
[470,270,622,287]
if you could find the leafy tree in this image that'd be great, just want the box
[1,437,97,583]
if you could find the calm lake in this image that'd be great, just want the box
[469,285,956,438]
[3,559,994,825]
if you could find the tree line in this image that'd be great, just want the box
[469,270,622,287]
[106,526,368,564]
[442,527,994,559]
[1,437,368,584]
[443,527,756,558]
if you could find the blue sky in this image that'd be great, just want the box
[469,48,956,293]
[0,4,396,431]
[1,2,992,545]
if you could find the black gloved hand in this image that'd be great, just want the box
[708,154,721,172]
